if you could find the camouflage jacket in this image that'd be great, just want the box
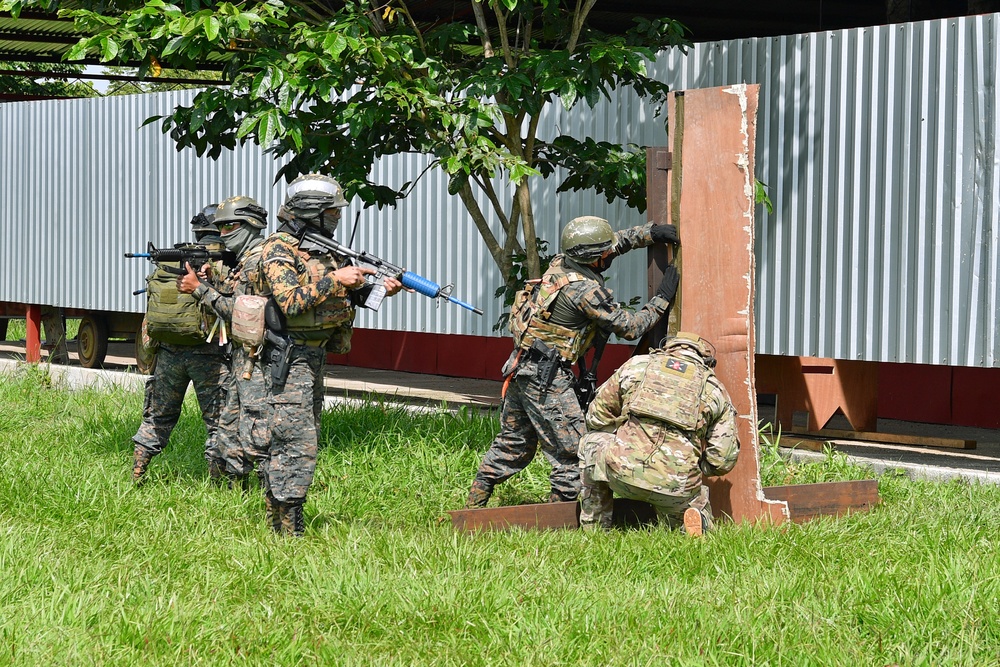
[585,347,739,497]
[192,239,266,322]
[510,223,670,363]
[259,231,355,342]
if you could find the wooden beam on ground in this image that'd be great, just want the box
[762,481,880,523]
[448,502,579,532]
[788,427,976,450]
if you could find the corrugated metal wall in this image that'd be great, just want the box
[649,15,1000,368]
[1,13,997,367]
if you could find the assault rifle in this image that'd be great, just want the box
[574,332,609,411]
[299,229,483,315]
[125,241,237,276]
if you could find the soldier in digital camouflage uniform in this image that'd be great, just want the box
[256,174,402,536]
[178,196,270,484]
[579,332,739,535]
[131,205,231,484]
[466,216,681,508]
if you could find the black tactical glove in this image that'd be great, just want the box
[656,264,680,302]
[650,224,680,245]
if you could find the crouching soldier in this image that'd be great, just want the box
[578,333,739,535]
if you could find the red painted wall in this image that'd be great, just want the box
[330,330,1000,429]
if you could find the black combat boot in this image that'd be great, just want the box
[264,490,282,533]
[465,480,493,508]
[275,499,306,537]
[132,446,153,485]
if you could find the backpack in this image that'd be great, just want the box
[144,263,206,346]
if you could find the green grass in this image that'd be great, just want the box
[3,317,81,342]
[1,365,998,665]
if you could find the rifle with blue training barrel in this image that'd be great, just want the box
[125,241,237,275]
[298,229,483,315]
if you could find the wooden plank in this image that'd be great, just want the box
[763,480,880,523]
[448,502,579,532]
[789,427,975,450]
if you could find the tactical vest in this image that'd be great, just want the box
[144,263,207,346]
[283,247,355,341]
[508,262,596,362]
[230,246,269,347]
[625,352,710,430]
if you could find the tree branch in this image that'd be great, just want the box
[566,0,598,53]
[491,2,516,68]
[458,181,508,275]
[470,1,494,58]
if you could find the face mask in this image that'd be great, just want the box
[593,254,615,273]
[221,224,255,256]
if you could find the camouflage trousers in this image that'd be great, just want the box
[132,343,229,464]
[216,345,270,479]
[263,344,326,503]
[578,432,714,532]
[472,360,584,501]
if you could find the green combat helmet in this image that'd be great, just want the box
[662,332,717,368]
[561,216,614,262]
[277,173,348,235]
[215,196,268,229]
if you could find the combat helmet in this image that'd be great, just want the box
[561,216,614,262]
[661,332,717,368]
[189,203,219,234]
[215,196,268,230]
[278,173,348,235]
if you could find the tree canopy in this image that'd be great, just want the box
[5,0,690,286]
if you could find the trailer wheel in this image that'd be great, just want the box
[134,318,156,375]
[78,313,109,368]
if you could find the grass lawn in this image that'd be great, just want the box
[0,364,998,665]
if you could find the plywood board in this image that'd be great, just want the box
[665,85,788,525]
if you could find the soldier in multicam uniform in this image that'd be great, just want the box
[131,205,231,484]
[177,196,270,483]
[465,216,681,508]
[256,174,402,536]
[578,332,740,535]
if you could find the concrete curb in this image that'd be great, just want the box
[783,448,1000,485]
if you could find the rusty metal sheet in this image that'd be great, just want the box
[763,481,881,523]
[448,502,579,532]
[663,85,788,525]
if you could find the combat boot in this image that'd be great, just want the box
[264,490,282,533]
[683,507,705,537]
[275,500,305,537]
[465,480,493,508]
[207,457,226,483]
[132,446,153,485]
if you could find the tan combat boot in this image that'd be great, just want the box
[132,447,153,485]
[683,507,704,537]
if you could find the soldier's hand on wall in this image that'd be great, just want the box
[332,266,375,289]
[176,262,204,294]
[650,223,680,246]
[656,265,680,302]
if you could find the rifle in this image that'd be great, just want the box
[575,331,609,410]
[299,229,483,315]
[125,241,237,276]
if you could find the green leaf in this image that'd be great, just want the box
[258,109,278,146]
[251,69,272,98]
[204,16,220,41]
[190,105,207,132]
[100,36,119,61]
[236,111,261,139]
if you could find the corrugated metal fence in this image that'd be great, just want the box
[1,13,997,367]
